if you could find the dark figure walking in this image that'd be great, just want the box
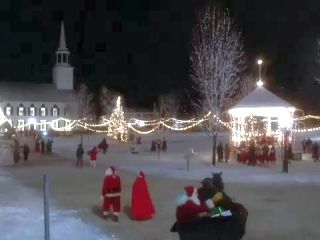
[248,142,256,166]
[76,144,85,168]
[46,139,53,153]
[224,143,230,163]
[40,139,45,154]
[151,140,156,152]
[23,143,30,162]
[312,143,319,162]
[162,139,167,152]
[287,143,294,161]
[98,138,108,154]
[262,144,269,164]
[217,143,223,163]
[302,139,306,153]
[306,138,312,153]
[13,140,20,164]
[156,139,161,152]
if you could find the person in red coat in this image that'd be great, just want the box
[176,186,214,224]
[101,166,121,221]
[90,146,98,168]
[131,171,155,221]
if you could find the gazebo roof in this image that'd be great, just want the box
[230,86,294,110]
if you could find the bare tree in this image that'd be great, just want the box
[77,83,92,143]
[158,92,180,118]
[99,86,115,118]
[240,73,256,97]
[190,3,246,165]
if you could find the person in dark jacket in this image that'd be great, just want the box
[224,144,230,163]
[312,142,319,162]
[162,138,167,152]
[248,142,256,166]
[76,144,85,168]
[98,138,108,154]
[23,143,30,162]
[217,143,223,163]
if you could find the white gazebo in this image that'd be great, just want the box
[228,86,295,145]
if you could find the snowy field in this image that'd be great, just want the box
[1,132,320,240]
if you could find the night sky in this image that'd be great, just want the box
[1,0,320,112]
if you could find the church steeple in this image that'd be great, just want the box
[55,21,70,66]
[53,21,74,90]
[58,21,67,50]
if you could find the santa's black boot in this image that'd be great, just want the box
[112,215,119,222]
[102,212,109,220]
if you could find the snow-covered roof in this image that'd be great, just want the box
[230,86,294,109]
[0,82,76,103]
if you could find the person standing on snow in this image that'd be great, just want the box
[101,166,121,222]
[90,146,98,168]
[131,171,155,221]
[23,143,30,162]
[76,144,84,168]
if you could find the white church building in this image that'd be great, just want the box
[0,22,78,132]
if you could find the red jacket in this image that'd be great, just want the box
[102,175,121,198]
[176,200,209,223]
[90,147,98,161]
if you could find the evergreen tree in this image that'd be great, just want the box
[108,96,128,142]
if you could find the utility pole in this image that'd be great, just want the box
[44,174,50,240]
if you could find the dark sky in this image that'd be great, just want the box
[1,0,320,111]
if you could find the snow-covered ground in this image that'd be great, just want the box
[0,171,117,240]
[1,132,320,240]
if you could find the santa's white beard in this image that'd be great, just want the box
[105,168,112,176]
[190,195,201,206]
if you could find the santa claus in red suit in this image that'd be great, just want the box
[176,186,214,224]
[131,171,155,221]
[101,166,121,221]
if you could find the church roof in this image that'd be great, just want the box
[58,21,68,51]
[230,86,294,109]
[0,82,76,103]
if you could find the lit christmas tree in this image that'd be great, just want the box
[108,96,128,142]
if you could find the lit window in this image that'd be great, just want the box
[5,106,11,116]
[65,120,71,131]
[18,120,25,131]
[53,107,59,116]
[18,107,24,116]
[41,107,46,116]
[52,120,58,129]
[40,120,46,131]
[30,107,35,116]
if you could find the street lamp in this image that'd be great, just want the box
[279,116,292,173]
[257,59,263,87]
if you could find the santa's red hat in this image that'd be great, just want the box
[184,186,196,198]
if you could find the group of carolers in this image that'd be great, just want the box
[101,166,155,222]
[237,141,277,165]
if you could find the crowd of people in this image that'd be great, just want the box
[11,132,53,164]
[216,143,230,163]
[151,138,167,152]
[302,138,320,163]
[236,141,277,166]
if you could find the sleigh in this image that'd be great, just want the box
[171,203,248,240]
